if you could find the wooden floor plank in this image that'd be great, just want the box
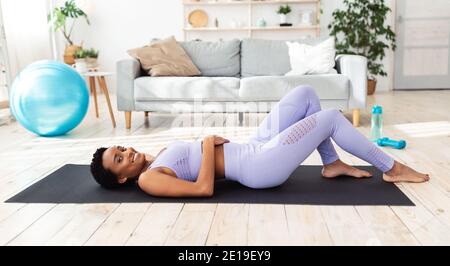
[47,204,119,246]
[0,204,55,245]
[125,203,183,246]
[247,204,290,245]
[391,187,450,246]
[0,203,25,222]
[285,205,333,245]
[84,203,151,246]
[164,204,216,246]
[8,204,81,246]
[206,204,249,246]
[355,206,419,245]
[320,206,381,246]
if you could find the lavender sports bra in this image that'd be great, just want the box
[148,140,203,182]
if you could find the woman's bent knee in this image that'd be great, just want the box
[316,109,342,124]
[293,85,315,96]
[290,85,318,103]
[321,109,341,117]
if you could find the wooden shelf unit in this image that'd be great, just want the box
[183,0,319,5]
[182,0,321,40]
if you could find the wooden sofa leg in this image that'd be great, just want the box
[125,111,132,129]
[352,109,360,127]
[144,111,149,117]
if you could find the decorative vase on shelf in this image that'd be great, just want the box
[279,14,287,24]
[256,18,267,27]
[301,10,313,25]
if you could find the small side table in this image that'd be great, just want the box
[82,71,116,128]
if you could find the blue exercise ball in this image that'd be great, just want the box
[10,60,89,136]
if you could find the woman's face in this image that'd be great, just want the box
[102,146,147,183]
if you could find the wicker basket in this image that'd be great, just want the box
[63,45,82,65]
[367,78,377,95]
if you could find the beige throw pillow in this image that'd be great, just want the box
[128,36,201,77]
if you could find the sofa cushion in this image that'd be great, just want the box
[180,39,240,77]
[128,36,201,77]
[286,37,336,75]
[134,76,240,101]
[239,74,350,100]
[241,38,329,77]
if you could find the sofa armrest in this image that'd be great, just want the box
[116,58,142,111]
[335,54,367,109]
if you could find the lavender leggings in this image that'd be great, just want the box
[227,85,395,189]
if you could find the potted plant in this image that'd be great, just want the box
[48,0,90,65]
[73,49,88,73]
[277,5,291,25]
[84,48,99,69]
[328,0,396,95]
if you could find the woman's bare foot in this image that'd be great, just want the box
[384,161,430,183]
[322,159,373,179]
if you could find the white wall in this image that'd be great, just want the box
[3,0,396,92]
[68,0,183,73]
[1,0,53,79]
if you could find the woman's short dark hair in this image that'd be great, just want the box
[90,147,121,189]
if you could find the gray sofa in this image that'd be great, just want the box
[117,38,367,129]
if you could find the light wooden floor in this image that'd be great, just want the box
[0,89,449,246]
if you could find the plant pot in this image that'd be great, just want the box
[64,45,82,65]
[279,14,287,24]
[367,78,377,95]
[73,58,88,73]
[86,57,99,69]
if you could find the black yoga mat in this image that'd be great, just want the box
[5,164,414,206]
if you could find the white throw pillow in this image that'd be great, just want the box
[285,37,336,76]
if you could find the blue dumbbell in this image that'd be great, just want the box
[376,137,407,149]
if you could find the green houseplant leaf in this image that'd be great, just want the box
[74,48,88,59]
[48,0,90,45]
[328,0,396,78]
[85,48,99,58]
[277,5,292,15]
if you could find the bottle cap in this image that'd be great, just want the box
[372,105,383,114]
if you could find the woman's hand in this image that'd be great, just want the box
[205,135,230,146]
[213,135,230,146]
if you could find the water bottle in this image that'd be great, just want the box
[370,105,383,142]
